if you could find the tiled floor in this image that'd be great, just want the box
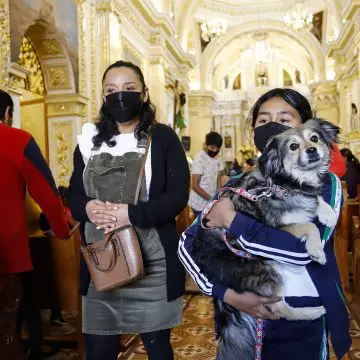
[47,294,360,359]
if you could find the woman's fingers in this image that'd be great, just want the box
[92,213,117,222]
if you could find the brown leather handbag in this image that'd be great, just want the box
[81,137,151,292]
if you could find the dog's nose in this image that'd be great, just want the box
[306,147,317,155]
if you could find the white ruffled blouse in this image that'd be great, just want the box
[77,123,152,196]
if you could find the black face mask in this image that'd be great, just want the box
[207,150,219,158]
[104,91,143,123]
[254,122,291,153]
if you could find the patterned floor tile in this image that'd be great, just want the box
[42,293,360,359]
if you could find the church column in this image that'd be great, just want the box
[145,32,168,125]
[188,91,215,158]
[46,94,88,186]
[0,0,10,89]
[310,81,339,124]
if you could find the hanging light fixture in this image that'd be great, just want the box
[200,0,227,42]
[242,32,280,64]
[200,20,227,42]
[284,0,313,31]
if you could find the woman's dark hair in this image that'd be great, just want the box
[248,88,313,128]
[352,103,358,113]
[340,148,360,172]
[93,60,157,148]
[0,90,14,121]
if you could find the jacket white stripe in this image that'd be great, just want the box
[237,236,311,258]
[239,240,312,265]
[178,235,213,295]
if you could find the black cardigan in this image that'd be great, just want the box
[67,124,190,301]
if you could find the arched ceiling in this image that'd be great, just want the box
[211,31,314,91]
[199,20,326,89]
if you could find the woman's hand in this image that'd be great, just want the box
[95,202,131,234]
[206,198,236,228]
[85,200,117,226]
[223,289,281,320]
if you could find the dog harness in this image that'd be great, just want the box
[200,186,269,360]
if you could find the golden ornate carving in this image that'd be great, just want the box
[56,132,70,186]
[96,0,113,12]
[149,32,165,47]
[46,65,71,90]
[17,37,45,96]
[77,0,88,124]
[37,39,62,57]
[113,1,147,38]
[9,75,26,90]
[54,104,69,113]
[0,0,11,89]
[90,3,97,119]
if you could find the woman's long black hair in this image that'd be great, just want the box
[93,60,157,148]
[340,148,360,172]
[248,88,313,128]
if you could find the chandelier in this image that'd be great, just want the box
[242,32,280,64]
[284,1,313,31]
[200,20,227,42]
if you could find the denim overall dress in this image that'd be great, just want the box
[82,135,182,335]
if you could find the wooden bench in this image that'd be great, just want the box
[352,216,360,295]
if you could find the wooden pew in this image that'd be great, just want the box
[352,216,360,295]
[334,185,350,291]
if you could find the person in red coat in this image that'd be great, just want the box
[0,90,69,360]
[330,144,346,178]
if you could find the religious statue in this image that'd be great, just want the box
[175,92,187,130]
[223,75,229,90]
[224,132,232,148]
[350,103,359,133]
[295,69,301,84]
[232,74,241,90]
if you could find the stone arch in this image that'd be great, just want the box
[21,20,76,95]
[200,20,326,89]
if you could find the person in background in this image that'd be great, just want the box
[0,89,69,360]
[340,148,360,199]
[230,159,242,177]
[243,158,256,172]
[188,131,223,218]
[39,186,76,336]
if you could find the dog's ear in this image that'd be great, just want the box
[258,137,281,178]
[306,118,340,147]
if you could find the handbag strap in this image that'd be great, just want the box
[134,136,151,205]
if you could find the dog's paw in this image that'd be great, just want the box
[318,209,337,227]
[317,198,337,227]
[305,242,327,265]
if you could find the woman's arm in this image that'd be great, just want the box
[209,173,342,262]
[128,127,190,228]
[178,219,280,319]
[67,146,93,222]
[207,197,312,265]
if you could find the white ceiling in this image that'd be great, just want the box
[195,0,326,24]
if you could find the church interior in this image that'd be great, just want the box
[1,0,360,359]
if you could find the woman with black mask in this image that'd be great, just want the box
[68,60,189,360]
[179,88,351,360]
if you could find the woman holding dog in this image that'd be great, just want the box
[68,60,189,360]
[179,88,351,359]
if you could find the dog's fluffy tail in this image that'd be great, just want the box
[216,300,257,360]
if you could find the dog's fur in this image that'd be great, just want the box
[192,119,340,360]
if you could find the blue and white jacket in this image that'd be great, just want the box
[178,172,351,359]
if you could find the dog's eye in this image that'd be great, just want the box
[310,135,319,143]
[290,143,299,151]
